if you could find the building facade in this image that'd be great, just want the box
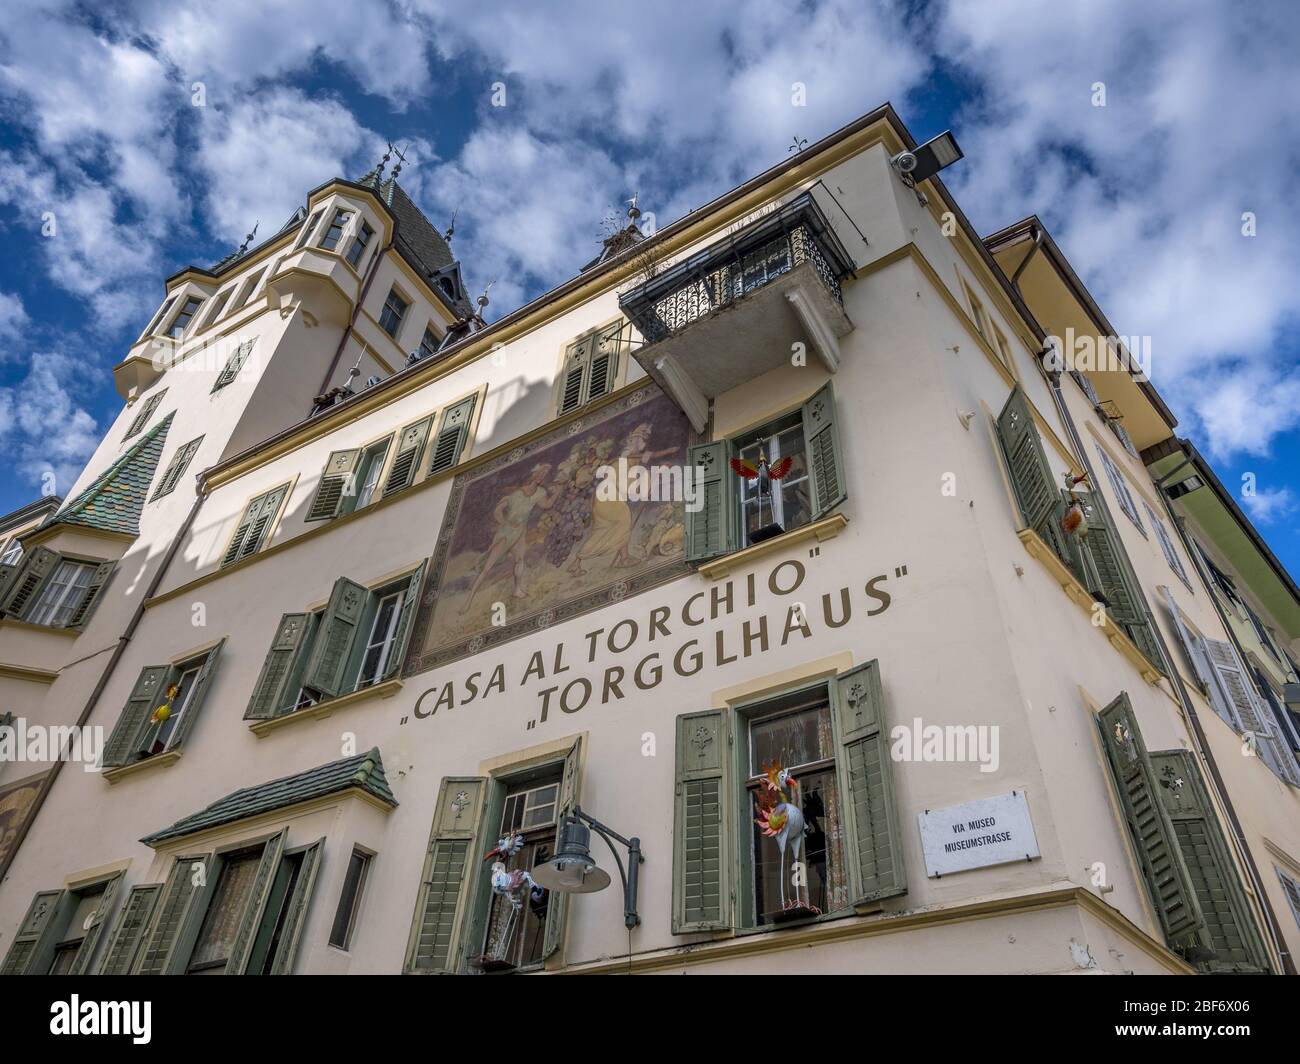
[2,104,1299,976]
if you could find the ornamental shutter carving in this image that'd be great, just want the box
[384,561,427,681]
[66,559,115,629]
[685,440,735,562]
[802,381,846,520]
[68,872,123,975]
[135,853,214,975]
[268,838,325,974]
[0,544,59,617]
[541,736,584,961]
[672,709,731,933]
[1097,693,1205,945]
[97,883,161,974]
[225,829,287,974]
[382,416,432,497]
[302,577,369,697]
[997,386,1060,540]
[0,889,66,975]
[244,613,311,720]
[405,777,489,974]
[1149,749,1271,972]
[832,660,906,907]
[306,448,363,522]
[168,638,226,749]
[101,664,169,768]
[428,395,477,475]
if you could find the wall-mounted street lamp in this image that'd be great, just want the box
[532,806,643,929]
[890,130,964,205]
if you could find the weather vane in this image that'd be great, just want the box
[789,135,808,154]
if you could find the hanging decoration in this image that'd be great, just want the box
[731,452,795,544]
[754,760,820,919]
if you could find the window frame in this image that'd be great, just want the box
[346,219,374,269]
[26,558,97,628]
[378,285,410,339]
[165,294,205,339]
[293,209,324,252]
[1095,443,1146,535]
[318,207,353,252]
[328,847,373,951]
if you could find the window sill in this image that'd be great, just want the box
[102,749,183,785]
[1017,528,1162,685]
[249,677,403,737]
[0,618,83,638]
[697,512,849,580]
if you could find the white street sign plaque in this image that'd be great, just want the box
[917,790,1041,877]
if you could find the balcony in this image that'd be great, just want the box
[619,193,855,431]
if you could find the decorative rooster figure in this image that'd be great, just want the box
[731,451,795,541]
[480,833,544,965]
[754,760,819,915]
[1060,472,1090,540]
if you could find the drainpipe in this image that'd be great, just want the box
[0,476,209,888]
[1040,364,1295,974]
[315,232,396,403]
[1153,449,1297,974]
[1009,223,1044,291]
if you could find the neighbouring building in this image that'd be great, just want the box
[1,103,1298,976]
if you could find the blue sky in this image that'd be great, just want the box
[1,0,1298,574]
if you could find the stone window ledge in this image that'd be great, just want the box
[249,678,403,738]
[697,513,849,580]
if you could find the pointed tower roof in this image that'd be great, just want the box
[47,413,173,536]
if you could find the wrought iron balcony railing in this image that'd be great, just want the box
[618,193,855,345]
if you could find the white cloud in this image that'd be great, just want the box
[1241,486,1297,526]
[0,349,100,497]
[0,292,30,350]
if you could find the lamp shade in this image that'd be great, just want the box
[532,816,612,894]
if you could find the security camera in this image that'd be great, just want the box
[891,150,919,175]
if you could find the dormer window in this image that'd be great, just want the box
[346,220,374,268]
[379,287,408,338]
[166,296,204,339]
[319,208,353,252]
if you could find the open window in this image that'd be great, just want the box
[0,546,114,630]
[243,565,426,721]
[305,435,393,522]
[0,873,123,975]
[686,381,844,561]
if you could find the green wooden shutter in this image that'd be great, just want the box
[405,777,489,974]
[0,544,60,617]
[302,577,369,696]
[68,872,123,974]
[586,323,622,403]
[225,830,288,974]
[96,883,161,975]
[306,448,363,522]
[1097,693,1205,945]
[65,560,115,629]
[558,334,592,415]
[802,381,846,520]
[222,497,260,567]
[1204,638,1299,785]
[124,389,166,440]
[239,484,287,560]
[686,440,736,562]
[1076,493,1164,670]
[0,889,66,974]
[831,660,907,907]
[383,561,427,681]
[1149,749,1271,971]
[135,853,213,974]
[152,436,204,500]
[428,395,477,475]
[102,664,169,768]
[268,838,324,975]
[244,613,311,719]
[542,737,584,961]
[167,638,225,749]
[996,386,1060,539]
[382,416,432,497]
[212,339,254,392]
[1276,869,1300,931]
[672,709,731,933]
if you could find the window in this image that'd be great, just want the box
[418,326,440,360]
[305,436,392,522]
[0,875,122,976]
[557,321,625,415]
[687,382,844,561]
[123,387,167,440]
[27,559,96,627]
[381,416,433,497]
[127,835,323,975]
[101,642,224,769]
[671,662,904,935]
[1,538,23,565]
[1195,540,1243,609]
[143,296,176,338]
[991,323,1013,367]
[1095,444,1145,533]
[346,220,373,268]
[427,395,477,475]
[378,286,408,337]
[220,484,289,567]
[1244,603,1285,664]
[211,338,255,392]
[319,208,353,252]
[152,436,204,501]
[200,288,233,329]
[166,295,204,338]
[963,281,989,340]
[1142,501,1190,587]
[243,565,426,721]
[0,547,112,629]
[1097,694,1271,972]
[328,849,372,950]
[1277,868,1300,932]
[293,209,323,251]
[229,267,267,312]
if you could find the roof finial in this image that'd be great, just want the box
[237,220,259,256]
[375,142,393,181]
[390,142,408,183]
[627,192,641,223]
[444,207,458,243]
[346,347,365,385]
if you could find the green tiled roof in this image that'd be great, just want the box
[50,413,172,535]
[141,748,396,846]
